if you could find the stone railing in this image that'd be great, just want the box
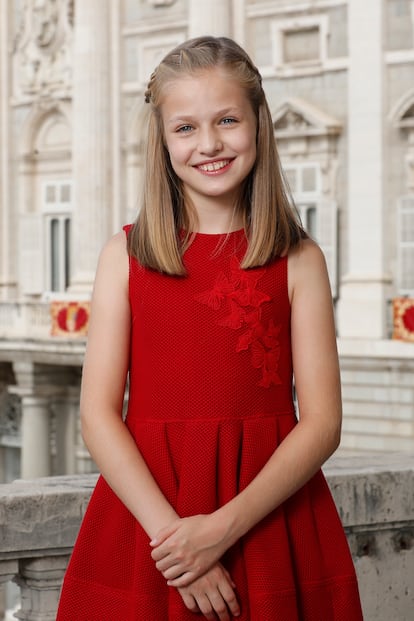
[0,454,413,620]
[0,303,51,340]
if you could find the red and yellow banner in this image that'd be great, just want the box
[50,301,90,337]
[393,298,414,342]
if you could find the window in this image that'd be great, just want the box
[299,205,317,238]
[283,27,320,64]
[48,215,71,291]
[398,196,414,295]
[284,162,338,296]
[43,181,72,293]
[285,163,320,196]
[271,15,328,72]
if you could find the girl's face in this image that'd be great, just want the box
[161,67,257,218]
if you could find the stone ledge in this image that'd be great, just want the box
[0,338,86,366]
[338,337,414,359]
[0,453,412,556]
[0,474,97,559]
[323,452,414,527]
[0,453,413,620]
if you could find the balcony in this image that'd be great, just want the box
[0,303,51,341]
[0,453,413,620]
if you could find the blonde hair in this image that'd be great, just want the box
[128,36,306,275]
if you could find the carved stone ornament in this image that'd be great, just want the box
[390,91,414,189]
[405,144,414,191]
[0,392,21,439]
[13,0,74,100]
[274,110,311,132]
[272,97,342,139]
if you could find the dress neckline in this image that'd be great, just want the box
[189,228,245,239]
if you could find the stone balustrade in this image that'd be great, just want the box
[0,453,413,620]
[0,303,51,340]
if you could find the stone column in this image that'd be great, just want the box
[188,0,231,38]
[70,0,111,292]
[0,0,14,301]
[20,396,51,479]
[14,556,69,621]
[9,362,52,479]
[0,560,18,620]
[10,362,77,479]
[232,0,246,46]
[337,0,391,338]
[53,387,81,475]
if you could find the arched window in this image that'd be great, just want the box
[18,106,72,296]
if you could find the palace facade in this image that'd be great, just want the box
[0,0,413,484]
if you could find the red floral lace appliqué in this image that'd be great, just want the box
[195,256,282,388]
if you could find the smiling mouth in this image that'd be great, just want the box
[196,159,233,173]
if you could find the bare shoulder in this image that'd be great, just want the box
[87,230,130,339]
[99,230,129,265]
[288,238,326,272]
[94,230,129,288]
[287,238,329,302]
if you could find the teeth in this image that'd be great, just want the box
[198,160,230,172]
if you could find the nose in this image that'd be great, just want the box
[197,126,222,155]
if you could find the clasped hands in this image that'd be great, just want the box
[150,513,230,586]
[150,513,241,620]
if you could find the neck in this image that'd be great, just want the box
[184,196,244,235]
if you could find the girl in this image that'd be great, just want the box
[57,36,363,620]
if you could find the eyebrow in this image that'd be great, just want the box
[166,107,242,126]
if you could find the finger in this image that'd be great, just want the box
[154,555,180,573]
[223,567,236,588]
[207,591,231,621]
[150,523,178,547]
[167,571,199,587]
[210,566,240,617]
[150,548,165,562]
[196,594,216,621]
[218,582,240,618]
[151,544,173,562]
[179,591,200,614]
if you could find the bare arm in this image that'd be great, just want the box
[152,239,342,585]
[218,239,342,539]
[80,232,178,536]
[80,232,240,619]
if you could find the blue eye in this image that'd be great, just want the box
[221,118,237,125]
[177,125,193,133]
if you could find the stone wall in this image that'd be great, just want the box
[0,453,412,620]
[339,339,414,452]
[325,453,414,620]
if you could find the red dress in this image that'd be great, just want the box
[57,227,363,620]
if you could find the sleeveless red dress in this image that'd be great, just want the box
[57,227,363,620]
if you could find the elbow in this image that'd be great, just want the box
[79,405,91,446]
[332,429,341,454]
[326,418,342,457]
[79,394,98,447]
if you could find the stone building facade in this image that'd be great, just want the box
[0,0,414,484]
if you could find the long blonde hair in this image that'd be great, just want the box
[128,36,306,275]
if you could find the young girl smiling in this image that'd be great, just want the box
[57,36,363,621]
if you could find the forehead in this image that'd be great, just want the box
[160,67,252,112]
